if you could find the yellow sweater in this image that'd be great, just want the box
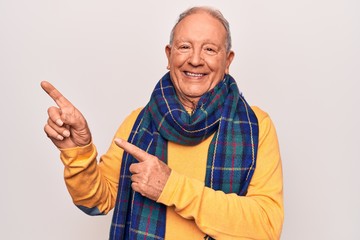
[60,106,283,239]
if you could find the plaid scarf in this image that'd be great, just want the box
[110,72,259,240]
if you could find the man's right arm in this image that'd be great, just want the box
[58,108,143,215]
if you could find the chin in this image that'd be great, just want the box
[183,89,208,98]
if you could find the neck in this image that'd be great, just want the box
[177,94,199,113]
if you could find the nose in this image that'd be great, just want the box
[188,48,204,67]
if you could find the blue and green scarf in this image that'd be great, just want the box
[110,72,258,239]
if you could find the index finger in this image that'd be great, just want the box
[114,138,149,162]
[41,81,73,108]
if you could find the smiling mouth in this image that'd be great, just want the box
[184,71,206,77]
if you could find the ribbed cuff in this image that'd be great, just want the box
[60,142,96,166]
[157,170,182,206]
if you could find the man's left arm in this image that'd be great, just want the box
[157,114,283,239]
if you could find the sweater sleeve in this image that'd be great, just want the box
[157,107,284,239]
[59,108,142,215]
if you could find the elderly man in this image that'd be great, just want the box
[42,6,283,240]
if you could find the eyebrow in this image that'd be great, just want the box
[174,38,224,47]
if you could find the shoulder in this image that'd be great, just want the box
[251,106,269,123]
[250,106,279,145]
[125,107,144,123]
[114,107,144,139]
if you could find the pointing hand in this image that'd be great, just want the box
[114,138,171,201]
[41,81,92,149]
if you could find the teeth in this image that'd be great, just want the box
[186,72,204,77]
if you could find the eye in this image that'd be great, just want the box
[177,44,191,53]
[179,44,190,50]
[204,46,217,55]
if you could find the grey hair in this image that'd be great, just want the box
[169,6,232,52]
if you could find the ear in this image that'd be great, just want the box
[165,45,172,69]
[225,51,235,74]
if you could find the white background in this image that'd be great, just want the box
[1,0,359,239]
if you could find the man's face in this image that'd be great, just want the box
[166,11,234,110]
